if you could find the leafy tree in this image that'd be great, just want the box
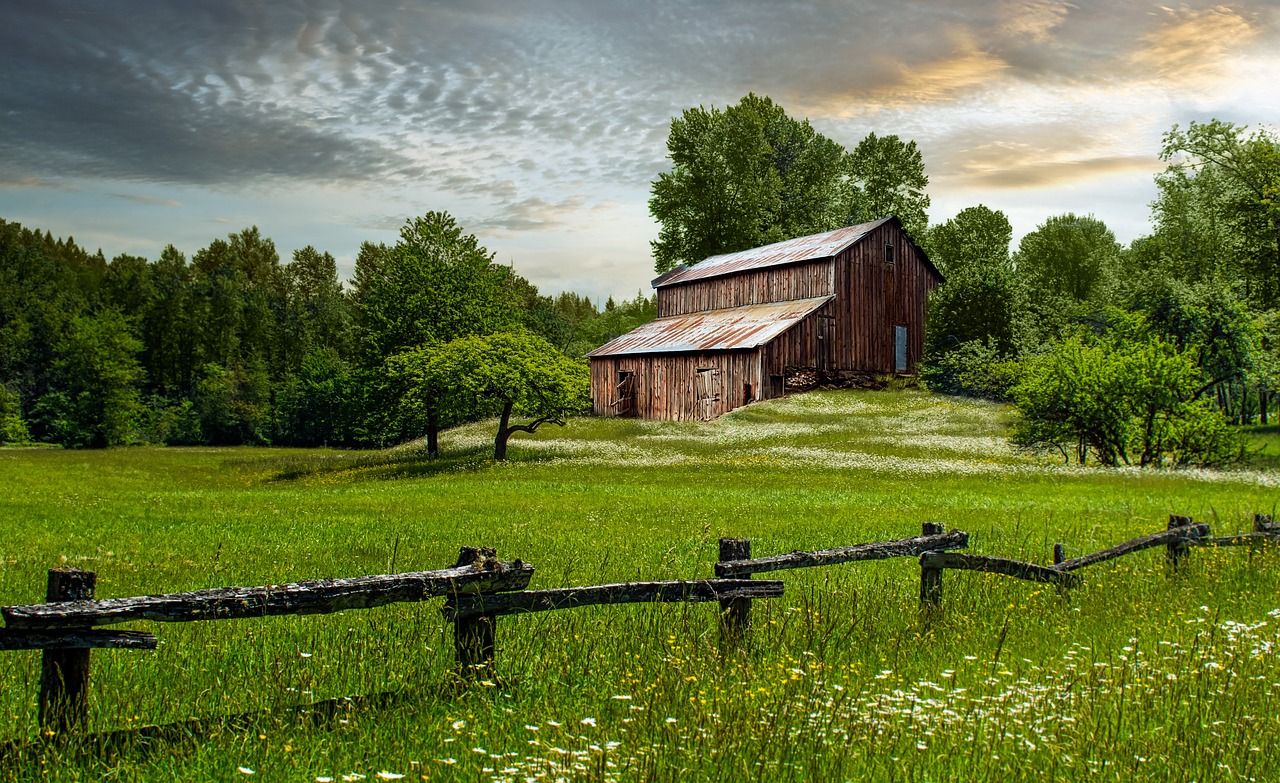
[354,213,519,445]
[423,331,589,460]
[142,246,195,396]
[101,254,155,332]
[650,94,848,274]
[282,246,352,372]
[44,310,145,447]
[1158,120,1280,307]
[356,213,517,365]
[925,205,1012,280]
[844,133,930,240]
[1015,213,1120,304]
[274,348,352,446]
[0,384,29,444]
[384,345,449,456]
[193,361,271,445]
[924,206,1019,366]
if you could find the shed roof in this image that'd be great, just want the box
[652,218,892,288]
[586,295,833,358]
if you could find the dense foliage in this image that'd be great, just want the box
[0,215,650,449]
[921,120,1279,464]
[649,94,929,274]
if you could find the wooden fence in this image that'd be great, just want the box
[0,514,1274,741]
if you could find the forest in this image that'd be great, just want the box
[0,213,652,450]
[2,95,1277,468]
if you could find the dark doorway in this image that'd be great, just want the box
[615,371,636,417]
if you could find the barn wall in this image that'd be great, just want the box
[590,351,766,421]
[832,221,939,374]
[657,259,834,317]
[761,303,831,377]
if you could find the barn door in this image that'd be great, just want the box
[694,367,721,421]
[817,313,835,374]
[614,371,636,417]
[894,325,908,373]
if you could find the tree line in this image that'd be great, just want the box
[0,213,652,452]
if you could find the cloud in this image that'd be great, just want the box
[998,0,1073,43]
[110,192,181,208]
[945,154,1162,189]
[1128,6,1257,84]
[470,196,588,233]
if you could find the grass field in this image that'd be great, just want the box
[1,389,1279,781]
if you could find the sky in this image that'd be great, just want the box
[2,1,1279,303]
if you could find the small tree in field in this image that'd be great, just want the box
[426,331,589,460]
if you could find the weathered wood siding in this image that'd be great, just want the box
[832,220,938,373]
[590,351,765,421]
[761,302,831,376]
[657,259,834,317]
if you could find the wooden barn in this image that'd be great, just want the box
[587,216,943,421]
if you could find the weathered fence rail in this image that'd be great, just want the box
[0,629,157,651]
[1,557,533,629]
[714,527,968,577]
[2,512,1274,744]
[444,579,781,620]
[920,552,1080,587]
[1052,521,1210,572]
[918,515,1276,610]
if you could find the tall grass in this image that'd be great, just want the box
[0,389,1277,781]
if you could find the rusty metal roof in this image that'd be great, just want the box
[651,218,891,288]
[586,295,833,358]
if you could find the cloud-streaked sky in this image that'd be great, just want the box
[3,1,1278,302]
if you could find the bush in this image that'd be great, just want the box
[1011,334,1242,467]
[920,338,1020,400]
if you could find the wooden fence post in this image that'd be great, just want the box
[919,523,944,610]
[1167,515,1192,572]
[717,538,751,648]
[452,548,496,679]
[39,567,95,738]
[1053,544,1066,565]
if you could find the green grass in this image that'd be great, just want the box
[1,389,1278,781]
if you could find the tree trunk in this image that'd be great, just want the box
[426,407,439,457]
[494,401,513,461]
[1261,387,1269,426]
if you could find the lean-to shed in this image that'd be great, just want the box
[588,216,943,420]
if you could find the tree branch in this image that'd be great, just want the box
[503,414,565,436]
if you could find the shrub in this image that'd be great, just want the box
[1011,334,1241,467]
[921,338,1020,400]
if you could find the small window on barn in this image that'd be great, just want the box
[885,241,895,265]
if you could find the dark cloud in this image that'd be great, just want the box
[2,0,1277,242]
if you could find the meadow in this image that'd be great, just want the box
[1,388,1279,782]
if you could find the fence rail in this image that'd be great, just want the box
[443,579,782,621]
[714,527,968,577]
[1,512,1275,743]
[1,556,532,630]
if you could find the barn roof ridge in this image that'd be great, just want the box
[585,295,834,358]
[651,216,941,288]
